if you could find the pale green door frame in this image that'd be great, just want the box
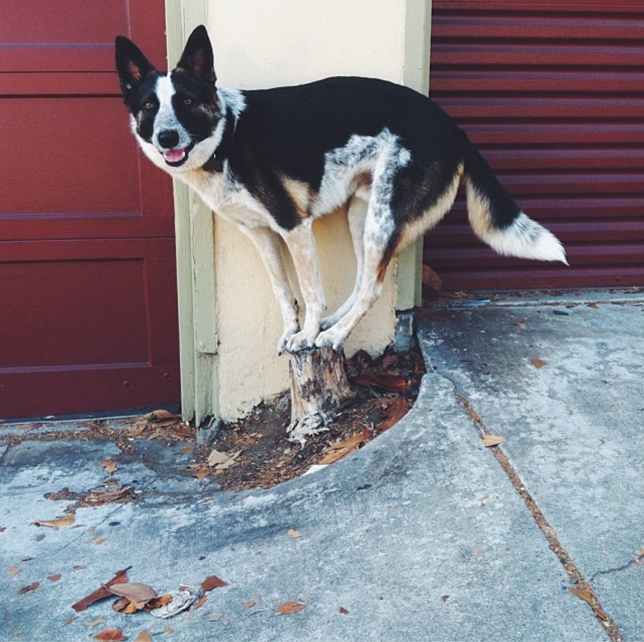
[165,0,431,426]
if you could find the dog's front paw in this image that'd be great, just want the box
[277,323,300,356]
[314,327,347,351]
[285,330,317,353]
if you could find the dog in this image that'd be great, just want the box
[115,25,566,354]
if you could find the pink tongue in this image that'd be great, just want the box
[163,149,186,163]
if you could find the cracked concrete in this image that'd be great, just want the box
[419,291,644,641]
[1,290,642,641]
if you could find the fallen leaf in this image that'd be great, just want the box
[108,582,157,609]
[85,619,106,628]
[532,358,547,369]
[145,594,173,610]
[72,567,130,612]
[33,514,75,528]
[101,460,118,475]
[94,628,127,641]
[379,395,411,430]
[593,605,610,622]
[165,627,173,634]
[516,321,527,329]
[287,529,302,539]
[206,449,229,467]
[587,302,598,309]
[192,595,207,610]
[422,264,442,292]
[47,573,62,582]
[65,616,78,624]
[320,428,371,465]
[196,467,211,479]
[96,538,108,546]
[7,566,21,576]
[569,586,595,607]
[134,632,152,642]
[113,597,138,614]
[276,600,306,616]
[201,575,228,592]
[634,548,644,557]
[482,434,505,447]
[18,581,39,595]
[339,606,349,614]
[351,373,407,393]
[381,354,398,369]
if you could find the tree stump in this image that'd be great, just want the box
[288,348,354,445]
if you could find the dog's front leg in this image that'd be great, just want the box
[239,226,300,354]
[281,220,326,352]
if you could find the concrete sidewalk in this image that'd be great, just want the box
[1,291,643,641]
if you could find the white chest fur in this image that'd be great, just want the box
[181,163,279,232]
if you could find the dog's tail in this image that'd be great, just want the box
[463,146,567,264]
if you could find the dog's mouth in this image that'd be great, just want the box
[162,143,194,167]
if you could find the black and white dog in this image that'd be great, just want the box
[115,25,566,354]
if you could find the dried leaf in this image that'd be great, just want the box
[351,373,407,393]
[381,354,398,369]
[379,396,411,430]
[85,618,106,628]
[339,606,349,614]
[482,434,505,447]
[101,460,118,475]
[532,358,547,369]
[112,597,136,613]
[276,600,306,616]
[195,467,211,479]
[18,581,39,595]
[634,548,644,557]
[287,529,302,539]
[47,573,62,582]
[108,582,157,608]
[192,596,207,610]
[94,628,127,641]
[516,321,527,329]
[587,302,598,309]
[7,565,21,576]
[319,428,371,465]
[148,589,195,618]
[569,587,595,607]
[33,513,75,528]
[422,264,442,292]
[66,616,78,624]
[145,594,173,610]
[201,575,228,592]
[72,567,130,612]
[95,538,108,546]
[134,632,153,642]
[206,449,229,466]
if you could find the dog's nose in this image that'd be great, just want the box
[158,130,180,149]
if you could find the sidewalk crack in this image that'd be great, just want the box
[453,389,623,642]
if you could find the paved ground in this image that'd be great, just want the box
[1,291,643,642]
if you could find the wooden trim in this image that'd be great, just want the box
[396,0,432,311]
[165,0,218,429]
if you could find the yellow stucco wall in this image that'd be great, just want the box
[201,0,428,420]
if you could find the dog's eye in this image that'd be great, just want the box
[183,98,193,106]
[144,101,155,110]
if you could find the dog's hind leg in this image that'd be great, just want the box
[239,226,300,355]
[281,219,327,352]
[320,196,368,331]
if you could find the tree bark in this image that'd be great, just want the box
[288,348,354,445]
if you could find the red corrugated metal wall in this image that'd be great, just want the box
[424,0,644,290]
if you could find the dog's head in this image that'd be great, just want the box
[115,25,223,174]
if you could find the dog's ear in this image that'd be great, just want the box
[115,36,157,97]
[176,25,217,85]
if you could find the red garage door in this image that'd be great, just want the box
[0,1,180,419]
[425,1,644,290]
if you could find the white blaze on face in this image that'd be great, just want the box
[153,75,191,162]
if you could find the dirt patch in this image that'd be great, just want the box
[195,346,426,491]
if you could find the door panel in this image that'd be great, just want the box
[0,0,180,419]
